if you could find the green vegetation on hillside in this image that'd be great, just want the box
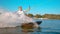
[27,14,60,19]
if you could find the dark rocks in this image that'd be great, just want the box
[21,21,42,29]
[21,22,34,29]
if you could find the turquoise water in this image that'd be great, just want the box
[0,19,60,34]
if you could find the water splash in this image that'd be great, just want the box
[0,8,35,28]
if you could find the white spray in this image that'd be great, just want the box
[0,7,38,28]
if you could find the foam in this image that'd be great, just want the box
[0,8,35,28]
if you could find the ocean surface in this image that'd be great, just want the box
[0,19,60,34]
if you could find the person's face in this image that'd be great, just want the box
[19,7,22,11]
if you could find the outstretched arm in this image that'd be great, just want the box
[25,6,30,12]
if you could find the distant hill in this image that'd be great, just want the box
[42,14,60,19]
[27,14,60,19]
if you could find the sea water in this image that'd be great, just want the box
[0,19,60,34]
[0,8,60,34]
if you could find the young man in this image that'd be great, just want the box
[17,6,33,22]
[17,6,39,28]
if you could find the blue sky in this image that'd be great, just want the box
[0,0,60,15]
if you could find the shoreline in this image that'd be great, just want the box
[33,17,48,19]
